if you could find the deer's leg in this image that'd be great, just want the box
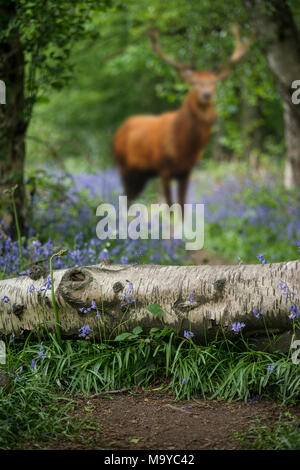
[178,173,190,213]
[160,171,172,206]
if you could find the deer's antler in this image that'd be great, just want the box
[148,29,194,79]
[215,25,254,80]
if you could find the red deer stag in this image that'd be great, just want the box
[113,26,252,209]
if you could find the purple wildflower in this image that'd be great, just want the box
[267,364,275,373]
[1,295,10,303]
[187,291,196,303]
[78,325,91,338]
[257,254,267,264]
[126,280,133,295]
[40,275,51,292]
[232,322,246,333]
[37,343,44,359]
[184,330,194,340]
[253,307,264,319]
[182,378,188,385]
[29,285,35,293]
[289,304,300,320]
[31,359,36,369]
[249,394,259,404]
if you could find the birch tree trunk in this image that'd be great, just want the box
[0,261,299,347]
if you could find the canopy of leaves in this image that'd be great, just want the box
[26,0,300,170]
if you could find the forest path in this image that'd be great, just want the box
[19,390,299,450]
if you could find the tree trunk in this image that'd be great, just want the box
[211,117,234,162]
[241,95,266,168]
[283,101,300,188]
[244,0,300,188]
[0,261,299,347]
[0,3,27,237]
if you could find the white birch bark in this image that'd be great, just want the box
[0,260,299,345]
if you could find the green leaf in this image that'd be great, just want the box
[36,96,50,104]
[84,406,94,413]
[132,326,143,335]
[147,303,164,316]
[114,332,135,341]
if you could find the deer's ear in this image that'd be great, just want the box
[180,68,194,82]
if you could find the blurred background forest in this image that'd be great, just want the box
[0,0,300,273]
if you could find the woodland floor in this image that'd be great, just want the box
[20,389,300,450]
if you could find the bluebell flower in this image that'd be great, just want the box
[289,304,299,319]
[184,330,194,340]
[78,325,91,338]
[232,322,246,333]
[1,295,10,303]
[40,275,51,292]
[257,254,267,264]
[253,307,264,319]
[187,291,196,303]
[37,343,44,359]
[126,280,133,295]
[267,364,275,372]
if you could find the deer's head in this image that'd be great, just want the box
[149,26,253,106]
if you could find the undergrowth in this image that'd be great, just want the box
[1,328,299,449]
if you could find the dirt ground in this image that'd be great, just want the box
[23,389,300,450]
[190,249,234,266]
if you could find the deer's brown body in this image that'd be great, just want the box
[113,27,252,208]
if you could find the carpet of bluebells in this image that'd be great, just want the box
[187,166,300,263]
[0,165,299,278]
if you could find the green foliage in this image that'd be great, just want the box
[26,0,284,170]
[146,303,164,317]
[236,415,300,450]
[0,366,80,450]
[195,161,300,263]
[0,0,110,121]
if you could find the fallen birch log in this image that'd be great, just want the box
[0,260,299,348]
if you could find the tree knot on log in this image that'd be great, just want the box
[29,265,48,281]
[113,282,124,293]
[213,278,226,296]
[57,267,95,312]
[12,303,25,318]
